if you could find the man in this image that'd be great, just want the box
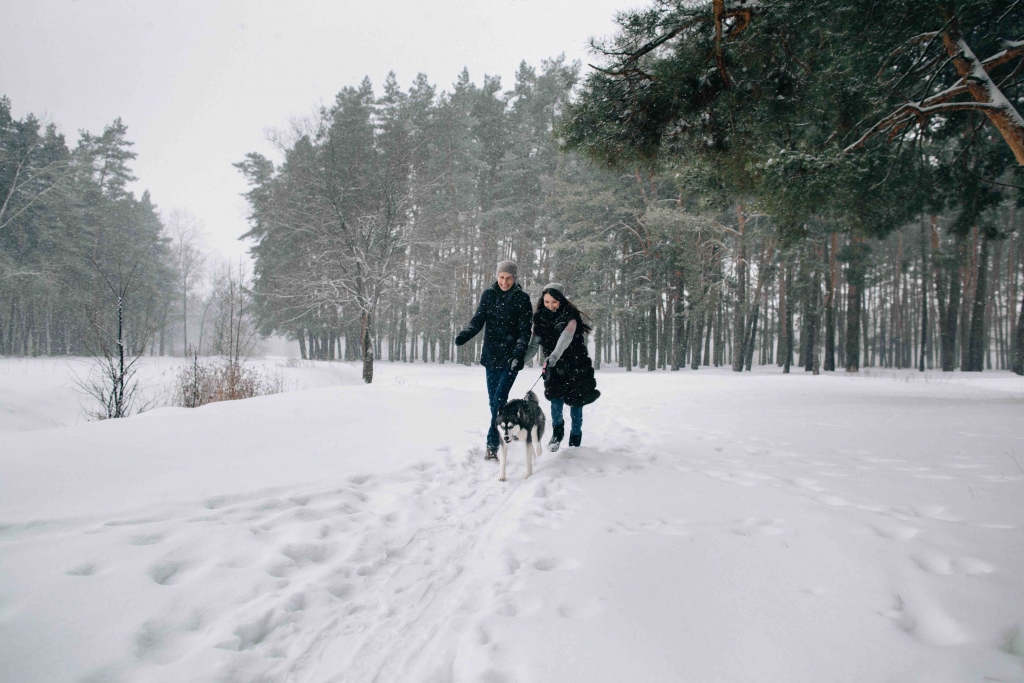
[455,260,533,459]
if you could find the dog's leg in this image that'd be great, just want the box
[499,441,508,481]
[524,428,536,479]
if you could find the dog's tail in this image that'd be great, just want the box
[525,390,540,404]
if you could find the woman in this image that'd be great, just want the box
[524,283,600,450]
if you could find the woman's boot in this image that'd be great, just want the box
[548,423,564,452]
[568,432,582,448]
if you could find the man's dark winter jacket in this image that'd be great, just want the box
[455,282,533,368]
[533,306,598,407]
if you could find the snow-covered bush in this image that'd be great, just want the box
[174,357,283,408]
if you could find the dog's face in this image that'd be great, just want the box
[497,417,521,444]
[496,405,524,444]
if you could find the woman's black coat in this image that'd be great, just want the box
[533,307,598,406]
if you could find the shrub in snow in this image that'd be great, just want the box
[174,357,283,408]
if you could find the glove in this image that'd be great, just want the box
[544,353,559,368]
[510,357,521,371]
[455,331,471,346]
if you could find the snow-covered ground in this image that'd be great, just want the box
[0,356,363,434]
[2,360,1024,682]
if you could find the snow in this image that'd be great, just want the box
[2,360,1024,682]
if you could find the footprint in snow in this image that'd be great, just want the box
[881,594,968,647]
[731,517,786,537]
[103,516,163,527]
[129,533,164,546]
[889,504,964,522]
[703,470,756,486]
[280,542,335,566]
[557,598,605,620]
[788,477,826,491]
[871,524,921,541]
[607,518,688,536]
[67,563,97,577]
[532,557,558,571]
[913,554,994,576]
[150,561,184,585]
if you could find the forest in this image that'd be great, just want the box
[3,0,1023,384]
[0,97,258,363]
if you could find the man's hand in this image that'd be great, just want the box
[510,357,520,371]
[455,331,471,346]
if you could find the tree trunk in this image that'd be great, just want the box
[892,234,903,368]
[618,313,626,370]
[919,217,929,372]
[824,234,837,371]
[778,263,788,370]
[744,306,759,371]
[941,238,964,371]
[648,302,657,371]
[703,304,713,366]
[966,233,990,371]
[803,267,815,372]
[690,306,705,371]
[846,279,860,372]
[361,309,374,383]
[732,204,747,372]
[673,287,685,370]
[960,229,979,369]
[1013,288,1024,375]
[844,239,869,373]
[783,263,794,373]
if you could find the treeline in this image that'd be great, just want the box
[0,96,260,360]
[561,0,1024,375]
[6,4,1022,380]
[240,9,1024,381]
[0,97,173,357]
[238,62,581,381]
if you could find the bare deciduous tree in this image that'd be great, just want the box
[167,208,206,354]
[76,256,156,419]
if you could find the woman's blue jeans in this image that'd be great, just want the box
[549,398,583,436]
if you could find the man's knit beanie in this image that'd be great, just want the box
[496,260,518,279]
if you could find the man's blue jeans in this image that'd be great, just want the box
[550,398,583,436]
[485,365,519,450]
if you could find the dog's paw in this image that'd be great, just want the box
[499,477,506,482]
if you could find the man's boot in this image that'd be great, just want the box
[485,445,498,460]
[548,423,564,452]
[568,432,582,448]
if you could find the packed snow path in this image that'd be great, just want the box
[2,362,1024,682]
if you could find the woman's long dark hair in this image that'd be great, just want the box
[534,288,593,335]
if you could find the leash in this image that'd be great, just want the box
[524,364,547,397]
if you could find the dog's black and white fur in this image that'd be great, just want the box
[495,390,546,481]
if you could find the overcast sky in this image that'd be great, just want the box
[1,0,628,261]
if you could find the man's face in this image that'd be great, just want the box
[497,272,515,291]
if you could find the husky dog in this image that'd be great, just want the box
[495,391,547,481]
